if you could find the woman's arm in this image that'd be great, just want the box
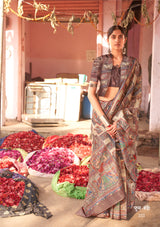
[88,82,116,137]
[88,82,104,117]
[88,56,117,137]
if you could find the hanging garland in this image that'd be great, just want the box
[111,1,160,30]
[3,0,98,34]
[67,15,75,35]
[33,0,49,19]
[112,12,117,26]
[121,8,135,28]
[141,0,150,24]
[17,0,24,16]
[4,0,11,13]
[48,9,59,34]
[3,0,160,34]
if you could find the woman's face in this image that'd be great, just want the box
[108,29,126,52]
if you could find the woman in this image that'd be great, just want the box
[76,25,142,220]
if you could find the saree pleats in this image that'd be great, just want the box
[109,151,135,220]
[76,111,136,219]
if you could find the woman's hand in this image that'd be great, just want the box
[106,121,117,138]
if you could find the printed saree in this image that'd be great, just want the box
[76,55,142,220]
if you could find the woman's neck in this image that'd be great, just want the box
[111,50,123,59]
[111,50,123,66]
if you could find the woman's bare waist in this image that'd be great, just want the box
[98,96,113,101]
[98,87,119,101]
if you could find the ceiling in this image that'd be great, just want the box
[22,0,100,20]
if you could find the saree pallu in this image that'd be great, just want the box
[76,59,142,220]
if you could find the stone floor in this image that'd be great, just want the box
[0,115,160,227]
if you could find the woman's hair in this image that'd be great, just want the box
[107,25,126,38]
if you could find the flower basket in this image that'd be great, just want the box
[51,164,89,199]
[24,147,80,177]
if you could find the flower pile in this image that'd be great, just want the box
[58,164,89,187]
[0,131,45,153]
[25,147,79,174]
[0,170,53,218]
[0,157,28,176]
[43,133,92,160]
[0,149,23,162]
[136,170,160,192]
[0,177,25,207]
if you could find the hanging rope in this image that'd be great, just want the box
[9,7,51,21]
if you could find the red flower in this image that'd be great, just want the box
[0,177,25,207]
[0,131,44,153]
[136,170,160,192]
[58,164,89,187]
[43,133,92,160]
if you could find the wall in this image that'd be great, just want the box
[127,24,140,60]
[139,23,153,113]
[102,0,116,55]
[25,21,97,80]
[127,20,153,114]
[0,1,5,126]
[138,1,153,113]
[149,0,160,132]
[4,1,20,120]
[25,20,31,77]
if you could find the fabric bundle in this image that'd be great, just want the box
[0,169,52,218]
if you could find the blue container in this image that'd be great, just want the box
[82,95,92,119]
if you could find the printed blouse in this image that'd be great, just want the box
[90,54,141,97]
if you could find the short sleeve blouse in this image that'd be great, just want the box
[90,57,121,87]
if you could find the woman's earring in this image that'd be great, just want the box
[123,47,126,55]
[108,44,111,54]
